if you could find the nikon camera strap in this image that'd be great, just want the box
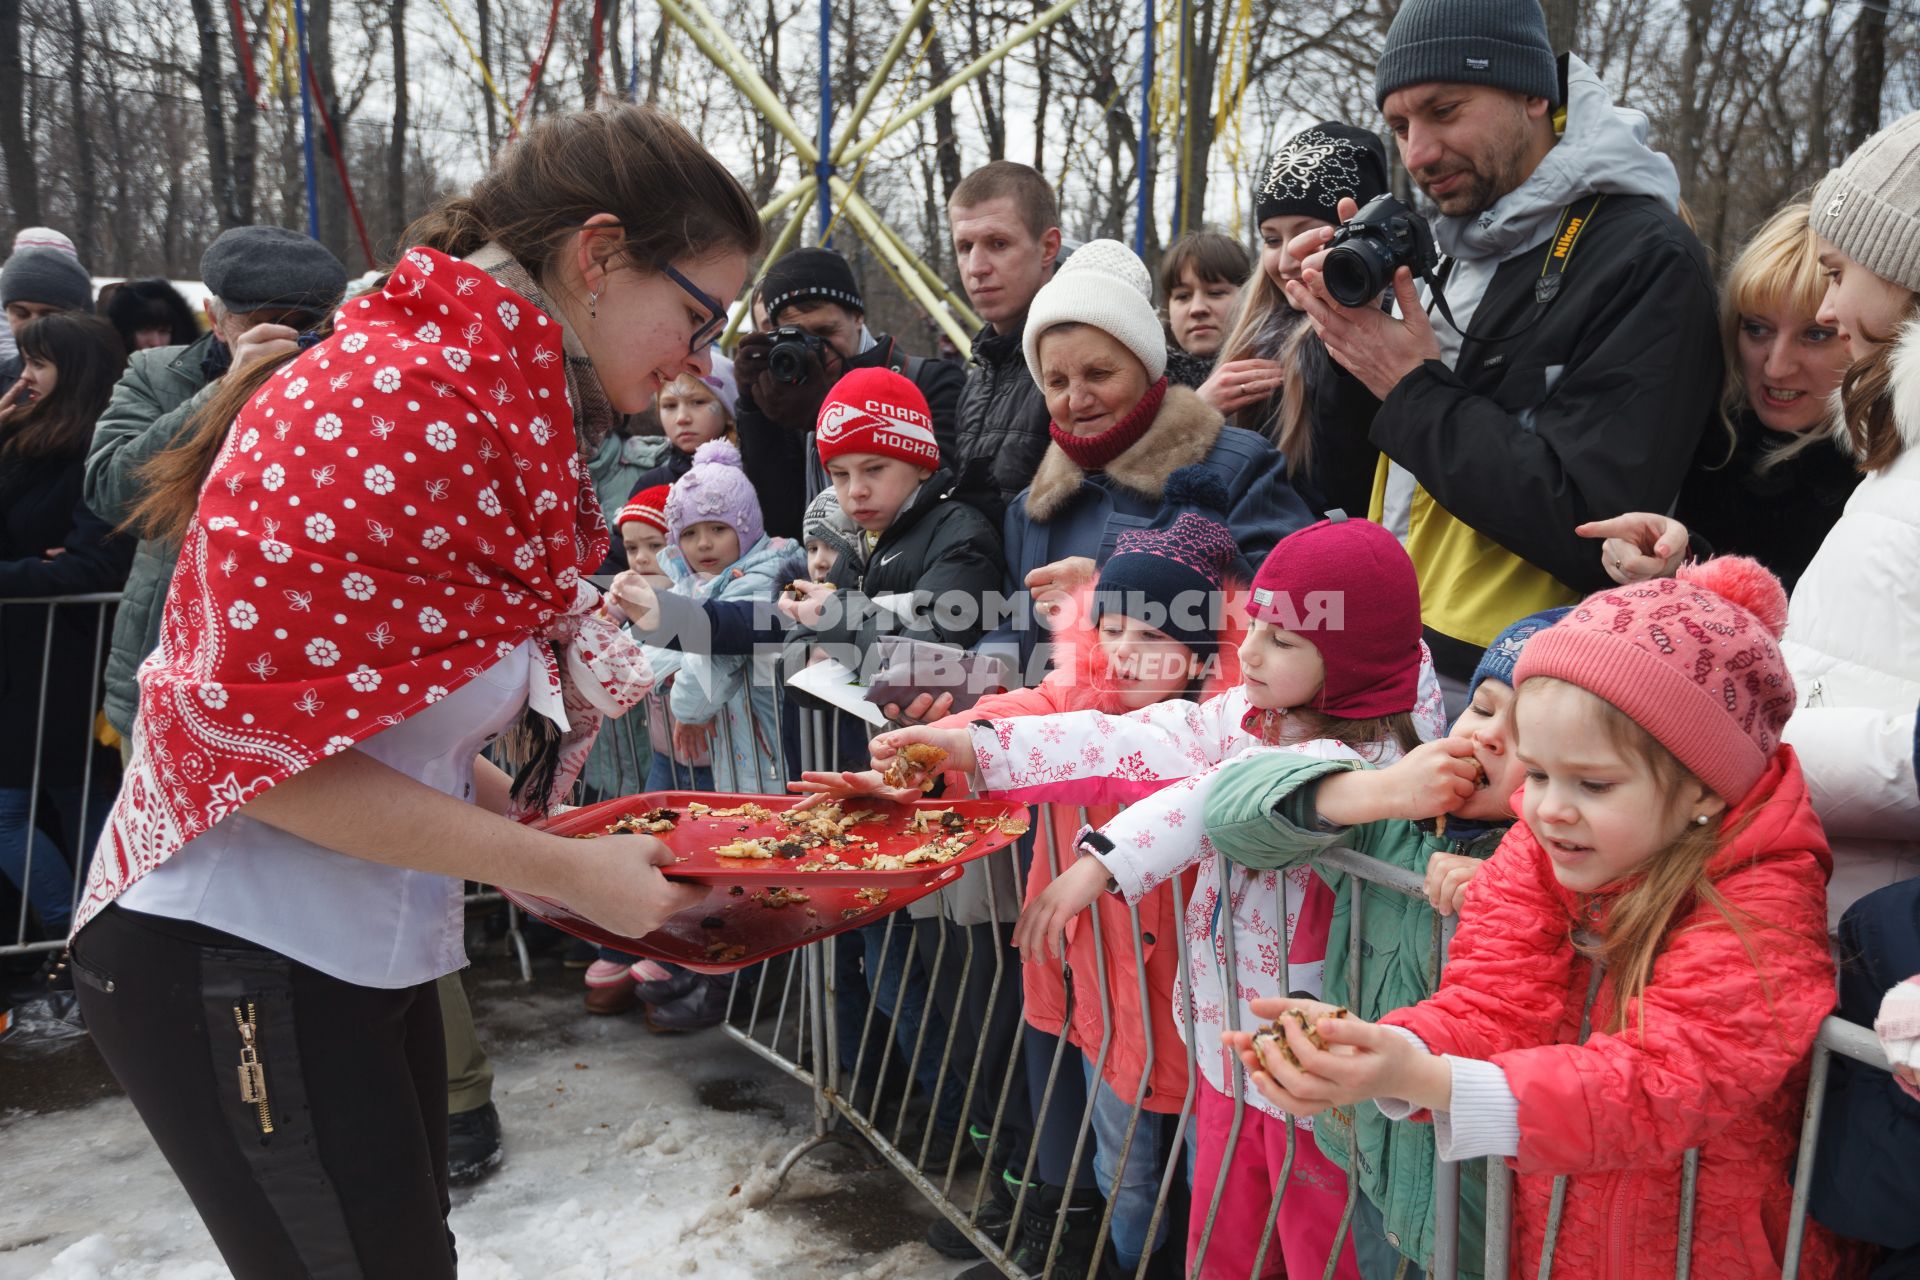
[1424,191,1607,345]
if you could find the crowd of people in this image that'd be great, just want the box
[3,0,1919,1275]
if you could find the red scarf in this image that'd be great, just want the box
[78,247,652,931]
[1046,377,1168,472]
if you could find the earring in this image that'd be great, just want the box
[588,289,599,320]
[1694,814,1711,826]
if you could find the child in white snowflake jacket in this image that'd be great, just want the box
[873,516,1438,1280]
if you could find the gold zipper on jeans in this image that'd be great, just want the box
[233,1003,274,1134]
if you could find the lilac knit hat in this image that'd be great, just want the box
[1513,556,1796,802]
[665,439,765,550]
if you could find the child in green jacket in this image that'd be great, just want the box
[1202,608,1566,1280]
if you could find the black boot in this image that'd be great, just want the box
[1009,1181,1107,1278]
[926,1166,1021,1260]
[446,1101,503,1186]
[644,974,731,1031]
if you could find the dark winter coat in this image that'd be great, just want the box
[1,443,135,786]
[994,384,1314,669]
[736,335,964,540]
[1808,879,1920,1265]
[791,467,1004,658]
[952,315,1052,529]
[1675,409,1861,595]
[83,333,222,736]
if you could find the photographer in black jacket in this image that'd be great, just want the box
[733,247,962,538]
[1286,0,1720,708]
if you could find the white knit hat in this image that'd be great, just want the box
[1023,239,1168,386]
[1812,110,1920,295]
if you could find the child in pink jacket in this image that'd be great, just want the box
[871,516,1443,1280]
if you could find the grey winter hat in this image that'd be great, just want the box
[1811,110,1920,296]
[801,487,866,580]
[0,247,94,312]
[200,226,348,316]
[1375,0,1560,108]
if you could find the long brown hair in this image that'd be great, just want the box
[401,104,764,291]
[1836,302,1918,474]
[129,105,765,546]
[4,314,127,462]
[1517,677,1776,1036]
[1215,260,1324,476]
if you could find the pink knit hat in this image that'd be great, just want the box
[1512,557,1796,802]
[1246,514,1423,718]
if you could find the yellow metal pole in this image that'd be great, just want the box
[839,0,1083,166]
[831,178,975,356]
[838,184,983,332]
[655,0,818,162]
[827,0,936,163]
[719,177,818,351]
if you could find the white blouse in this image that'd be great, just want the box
[119,641,535,988]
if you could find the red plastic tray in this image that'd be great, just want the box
[503,791,1030,973]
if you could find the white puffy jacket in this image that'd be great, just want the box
[1779,320,1920,924]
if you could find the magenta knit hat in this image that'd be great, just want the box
[664,439,765,550]
[1512,557,1796,802]
[1247,513,1423,718]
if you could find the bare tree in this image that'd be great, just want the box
[64,0,99,259]
[387,0,407,252]
[0,0,43,231]
[1847,0,1888,148]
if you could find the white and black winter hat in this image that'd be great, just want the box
[1023,238,1168,386]
[1254,122,1391,228]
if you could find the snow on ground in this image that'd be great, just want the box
[0,956,976,1279]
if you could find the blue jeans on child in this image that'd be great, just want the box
[645,756,714,793]
[0,785,108,936]
[1082,1055,1173,1267]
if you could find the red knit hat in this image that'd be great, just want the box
[1247,514,1422,718]
[1512,557,1796,802]
[815,367,941,470]
[615,484,670,535]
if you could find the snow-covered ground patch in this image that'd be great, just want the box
[1,961,973,1279]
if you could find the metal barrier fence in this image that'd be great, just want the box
[7,591,1896,1277]
[685,703,1895,1280]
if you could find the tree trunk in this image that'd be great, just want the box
[918,5,962,203]
[306,0,348,260]
[1671,0,1709,204]
[477,0,498,157]
[229,0,259,224]
[1541,0,1579,54]
[0,0,44,232]
[1846,0,1886,150]
[607,0,626,101]
[644,11,667,105]
[63,0,99,260]
[1031,3,1050,170]
[387,0,407,253]
[187,0,239,228]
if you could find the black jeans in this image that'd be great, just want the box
[73,904,454,1279]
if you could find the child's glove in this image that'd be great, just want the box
[1875,974,1920,1101]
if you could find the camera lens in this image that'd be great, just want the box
[1322,240,1392,308]
[768,341,807,385]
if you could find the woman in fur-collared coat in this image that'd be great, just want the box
[996,239,1314,670]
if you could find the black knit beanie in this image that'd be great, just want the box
[760,248,864,322]
[1253,122,1391,228]
[1374,0,1561,107]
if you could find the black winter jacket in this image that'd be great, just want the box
[792,467,1005,661]
[0,445,135,786]
[1360,191,1721,678]
[953,315,1051,530]
[735,335,963,540]
[1675,409,1860,595]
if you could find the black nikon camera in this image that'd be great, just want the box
[1321,195,1440,307]
[764,325,831,385]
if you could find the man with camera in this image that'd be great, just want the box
[1288,0,1720,704]
[732,247,962,539]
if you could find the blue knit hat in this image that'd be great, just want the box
[1470,606,1571,695]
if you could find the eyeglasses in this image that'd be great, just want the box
[656,260,727,354]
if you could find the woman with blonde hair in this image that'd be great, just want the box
[1671,200,1859,590]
